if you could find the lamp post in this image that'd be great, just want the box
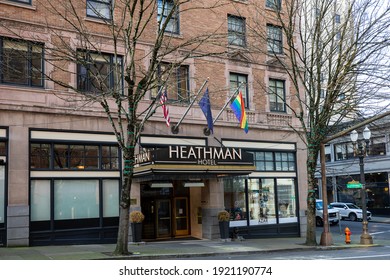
[350,126,373,245]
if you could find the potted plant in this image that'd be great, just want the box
[217,210,230,239]
[130,210,145,243]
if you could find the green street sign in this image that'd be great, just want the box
[347,181,362,189]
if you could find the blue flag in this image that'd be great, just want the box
[199,88,213,133]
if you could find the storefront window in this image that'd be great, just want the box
[248,179,276,225]
[224,178,247,227]
[277,178,298,223]
[31,180,51,221]
[54,180,99,220]
[224,177,298,226]
[103,179,119,217]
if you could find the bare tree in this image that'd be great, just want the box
[245,0,390,245]
[0,0,229,255]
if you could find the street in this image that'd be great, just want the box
[172,220,390,260]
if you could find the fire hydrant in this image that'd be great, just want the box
[345,227,351,244]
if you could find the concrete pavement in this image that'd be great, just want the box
[1,216,389,260]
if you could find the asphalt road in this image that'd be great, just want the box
[172,221,390,260]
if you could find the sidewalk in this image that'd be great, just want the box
[0,216,389,260]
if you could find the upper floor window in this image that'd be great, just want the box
[335,14,341,24]
[229,73,249,108]
[228,15,246,47]
[87,0,112,20]
[157,0,180,34]
[334,142,354,161]
[77,51,123,94]
[0,37,44,87]
[267,25,283,54]
[152,62,189,103]
[269,79,286,112]
[266,0,281,10]
[370,137,386,156]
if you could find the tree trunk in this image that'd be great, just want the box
[113,153,134,255]
[114,206,130,255]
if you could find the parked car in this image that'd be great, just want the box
[330,202,372,221]
[315,199,339,226]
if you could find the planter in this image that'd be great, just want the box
[131,222,142,243]
[218,221,230,239]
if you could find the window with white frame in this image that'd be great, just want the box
[86,0,112,20]
[228,15,246,47]
[157,0,179,34]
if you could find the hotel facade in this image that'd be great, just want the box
[0,0,308,246]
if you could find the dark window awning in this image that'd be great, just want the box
[133,145,255,181]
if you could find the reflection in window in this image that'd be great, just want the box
[248,179,276,225]
[30,143,51,168]
[152,62,189,103]
[77,51,123,94]
[87,0,112,20]
[30,142,119,170]
[1,38,43,87]
[54,144,99,169]
[277,178,297,223]
[250,151,296,171]
[224,178,247,227]
[228,15,246,47]
[269,79,286,112]
[267,25,283,54]
[157,0,179,34]
[334,142,354,161]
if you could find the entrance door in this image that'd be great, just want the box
[156,199,171,238]
[174,197,189,236]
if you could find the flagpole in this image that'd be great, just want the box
[171,77,209,134]
[213,82,244,125]
[203,82,244,136]
[136,86,164,139]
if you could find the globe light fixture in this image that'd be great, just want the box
[350,126,373,245]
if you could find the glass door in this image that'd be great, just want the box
[174,197,189,236]
[156,199,171,238]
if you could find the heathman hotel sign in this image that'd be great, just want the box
[135,146,254,167]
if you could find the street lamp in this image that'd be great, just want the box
[350,126,373,245]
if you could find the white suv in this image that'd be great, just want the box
[330,202,372,221]
[315,200,339,226]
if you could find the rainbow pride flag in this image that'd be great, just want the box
[230,92,248,133]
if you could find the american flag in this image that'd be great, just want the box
[160,89,170,127]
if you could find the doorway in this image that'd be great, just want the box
[141,183,190,240]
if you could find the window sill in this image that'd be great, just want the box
[84,16,112,25]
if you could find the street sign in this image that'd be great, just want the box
[347,180,362,189]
